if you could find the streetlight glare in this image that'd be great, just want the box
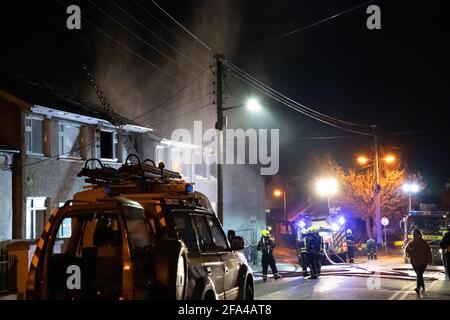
[273,189,283,197]
[245,98,262,112]
[410,183,420,193]
[316,178,338,196]
[383,154,396,164]
[356,156,369,165]
[402,182,420,193]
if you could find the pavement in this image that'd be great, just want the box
[253,247,450,300]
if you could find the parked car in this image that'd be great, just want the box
[26,156,254,300]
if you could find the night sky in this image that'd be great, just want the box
[1,1,450,188]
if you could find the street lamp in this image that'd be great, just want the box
[273,189,288,233]
[383,154,396,164]
[356,153,397,246]
[315,178,338,213]
[357,156,370,165]
[402,182,420,213]
[222,97,263,112]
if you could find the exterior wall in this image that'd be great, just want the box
[0,94,29,149]
[223,164,266,246]
[0,157,13,241]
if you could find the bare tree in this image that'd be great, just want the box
[307,153,411,239]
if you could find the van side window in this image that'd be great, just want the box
[192,215,214,252]
[173,213,199,252]
[206,216,229,252]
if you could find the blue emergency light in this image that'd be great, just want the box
[185,184,194,193]
[297,219,306,228]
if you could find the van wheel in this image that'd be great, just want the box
[154,239,188,300]
[244,282,254,300]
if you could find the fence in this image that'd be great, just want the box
[0,248,17,296]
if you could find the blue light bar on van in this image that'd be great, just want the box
[185,184,194,193]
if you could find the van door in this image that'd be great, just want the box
[119,203,153,300]
[191,214,225,299]
[205,215,241,300]
[39,206,125,299]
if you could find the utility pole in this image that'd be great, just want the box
[372,125,382,246]
[215,54,225,224]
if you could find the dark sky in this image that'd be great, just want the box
[1,0,450,187]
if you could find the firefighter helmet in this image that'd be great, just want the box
[261,229,270,237]
[308,225,318,233]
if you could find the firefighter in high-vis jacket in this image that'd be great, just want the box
[257,229,281,281]
[298,228,309,277]
[346,229,355,263]
[306,226,322,279]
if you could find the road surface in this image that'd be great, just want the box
[253,249,450,300]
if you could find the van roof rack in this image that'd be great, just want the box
[77,154,182,185]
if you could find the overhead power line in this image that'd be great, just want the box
[134,0,211,61]
[150,0,214,52]
[134,80,213,121]
[55,0,187,86]
[30,3,178,93]
[244,0,377,50]
[228,63,370,128]
[231,70,372,136]
[147,0,372,136]
[111,0,209,73]
[87,0,208,82]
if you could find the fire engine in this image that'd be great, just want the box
[401,209,449,264]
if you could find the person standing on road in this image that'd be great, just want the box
[405,228,433,294]
[298,228,309,277]
[366,238,377,260]
[439,225,450,279]
[306,226,322,279]
[257,229,281,281]
[346,229,355,263]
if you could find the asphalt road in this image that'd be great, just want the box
[254,254,450,300]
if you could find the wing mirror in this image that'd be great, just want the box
[227,230,236,243]
[231,236,245,251]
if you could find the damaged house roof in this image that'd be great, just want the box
[0,72,153,133]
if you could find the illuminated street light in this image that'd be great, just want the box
[273,189,288,233]
[402,182,420,213]
[357,156,369,165]
[383,154,396,164]
[273,189,283,197]
[245,98,262,112]
[316,178,338,212]
[316,178,338,197]
[223,97,263,112]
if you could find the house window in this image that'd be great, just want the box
[56,203,71,239]
[26,197,47,239]
[58,122,81,158]
[100,130,118,160]
[25,116,44,156]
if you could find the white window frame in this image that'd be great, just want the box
[58,120,82,159]
[26,197,47,239]
[99,128,118,162]
[25,114,44,157]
